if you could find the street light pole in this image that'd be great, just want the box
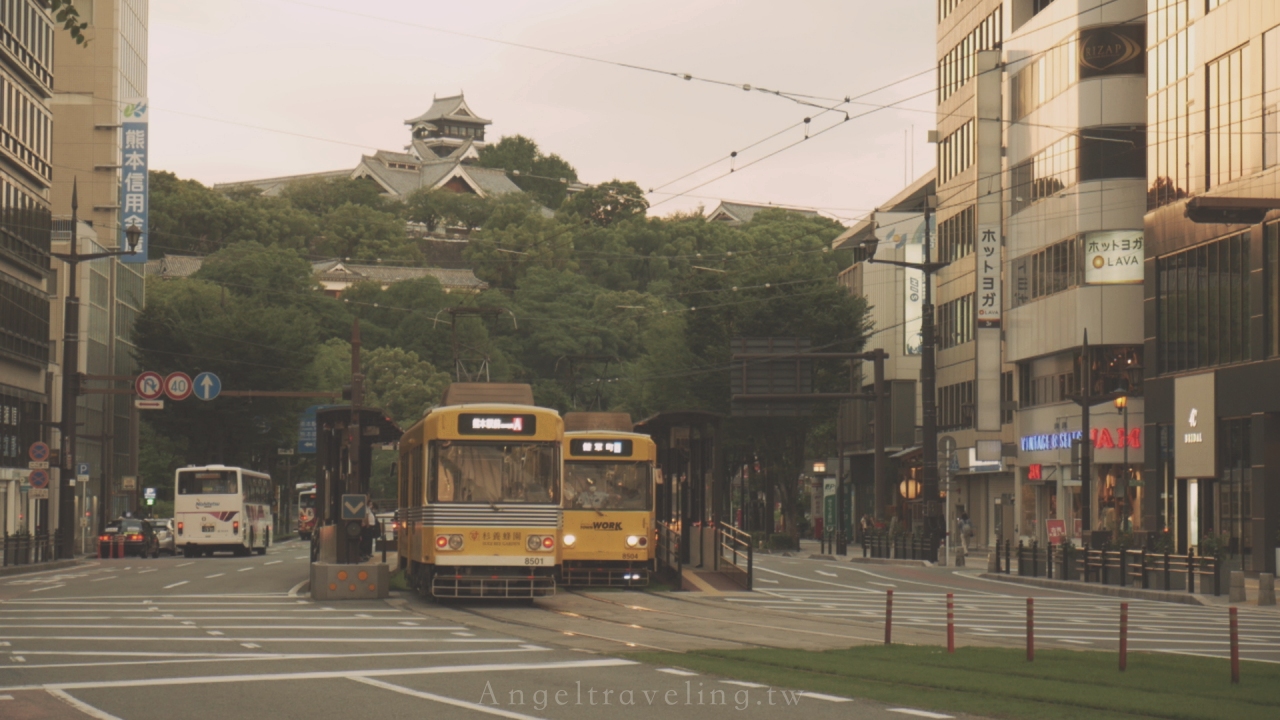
[52,180,142,559]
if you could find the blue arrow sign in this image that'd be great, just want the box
[193,372,221,401]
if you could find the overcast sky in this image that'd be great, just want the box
[149,0,937,223]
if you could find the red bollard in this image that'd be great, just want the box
[1026,598,1035,662]
[946,592,955,653]
[1230,606,1240,684]
[885,589,894,645]
[1119,602,1128,671]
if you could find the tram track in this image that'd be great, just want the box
[442,600,691,653]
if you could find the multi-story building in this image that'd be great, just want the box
[50,0,149,527]
[1143,0,1280,576]
[1005,0,1149,549]
[0,2,54,536]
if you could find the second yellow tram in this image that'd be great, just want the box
[398,398,564,598]
[560,430,657,586]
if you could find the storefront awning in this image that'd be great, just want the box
[890,445,921,459]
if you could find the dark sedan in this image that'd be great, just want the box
[98,519,159,558]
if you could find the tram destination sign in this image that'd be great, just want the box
[458,414,537,436]
[570,439,633,457]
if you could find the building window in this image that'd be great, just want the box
[1001,370,1015,425]
[938,206,975,264]
[938,120,974,184]
[1148,1,1194,209]
[1266,222,1280,356]
[938,6,1003,104]
[1218,417,1252,570]
[0,394,42,469]
[1079,127,1147,181]
[1157,232,1251,373]
[936,293,975,350]
[1207,45,1249,189]
[939,380,974,430]
[938,0,964,22]
[1265,27,1280,169]
[1018,365,1075,408]
[1206,0,1228,11]
[1009,135,1077,215]
[1010,34,1077,121]
[1034,0,1057,13]
[0,271,49,367]
[1010,235,1084,308]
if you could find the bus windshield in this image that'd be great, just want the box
[564,462,652,511]
[178,470,238,495]
[431,441,559,505]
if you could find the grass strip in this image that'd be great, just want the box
[627,646,1280,720]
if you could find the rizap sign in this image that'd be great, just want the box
[1079,24,1146,78]
[1084,230,1144,285]
[1174,373,1215,478]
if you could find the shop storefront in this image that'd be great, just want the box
[947,448,1014,550]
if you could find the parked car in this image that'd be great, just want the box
[149,518,176,555]
[99,518,159,558]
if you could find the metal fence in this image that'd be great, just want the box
[716,523,752,590]
[1,533,55,567]
[656,521,682,585]
[1002,540,1223,596]
[862,531,943,563]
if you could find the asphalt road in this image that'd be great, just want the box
[0,541,985,720]
[732,552,1280,663]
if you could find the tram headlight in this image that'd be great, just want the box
[542,536,555,549]
[625,535,640,548]
[448,534,464,551]
[526,534,555,552]
[563,534,576,547]
[435,535,449,549]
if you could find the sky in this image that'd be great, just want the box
[148,0,938,223]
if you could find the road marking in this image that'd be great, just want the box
[206,574,225,579]
[720,680,767,688]
[287,580,308,598]
[0,694,11,699]
[90,576,117,582]
[869,582,897,588]
[887,709,953,719]
[0,658,636,692]
[237,567,254,572]
[138,569,157,574]
[656,668,698,676]
[163,581,189,589]
[240,643,260,649]
[352,676,546,720]
[11,657,25,663]
[754,578,779,584]
[177,562,195,567]
[356,614,372,618]
[294,555,309,560]
[0,635,522,644]
[1060,639,1092,645]
[399,621,419,626]
[207,631,224,636]
[48,688,124,720]
[0,647,542,672]
[799,691,851,702]
[452,632,475,637]
[264,561,282,566]
[815,571,838,577]
[30,585,65,593]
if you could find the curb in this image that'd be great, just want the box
[850,557,934,568]
[808,554,837,561]
[0,559,81,577]
[979,573,1211,606]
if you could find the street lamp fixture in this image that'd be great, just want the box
[1114,395,1127,411]
[50,180,147,559]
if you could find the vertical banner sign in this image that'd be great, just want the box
[973,50,1003,433]
[119,98,149,263]
[873,212,935,356]
[298,405,319,455]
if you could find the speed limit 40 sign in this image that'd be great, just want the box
[164,372,193,401]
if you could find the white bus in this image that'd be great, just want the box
[175,465,274,558]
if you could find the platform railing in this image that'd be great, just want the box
[656,521,682,585]
[1014,541,1223,596]
[716,523,752,591]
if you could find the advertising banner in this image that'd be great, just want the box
[119,98,149,263]
[874,212,935,356]
[1079,24,1146,79]
[1084,230,1144,284]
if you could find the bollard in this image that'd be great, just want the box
[1118,602,1128,672]
[1026,597,1035,662]
[1259,573,1276,607]
[946,593,955,653]
[1229,570,1246,603]
[885,589,894,645]
[1229,606,1240,684]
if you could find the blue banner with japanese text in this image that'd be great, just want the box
[119,98,149,263]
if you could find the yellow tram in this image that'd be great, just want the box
[560,418,658,587]
[398,384,564,598]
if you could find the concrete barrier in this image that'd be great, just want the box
[310,562,389,600]
[1259,573,1276,606]
[1229,570,1246,603]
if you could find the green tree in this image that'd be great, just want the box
[476,135,579,208]
[363,347,452,426]
[280,176,390,216]
[315,202,411,261]
[562,180,649,227]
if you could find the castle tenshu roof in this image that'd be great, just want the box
[707,201,821,226]
[405,95,493,126]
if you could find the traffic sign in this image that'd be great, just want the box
[28,441,49,462]
[135,399,164,410]
[28,469,49,489]
[77,462,90,476]
[341,494,368,521]
[164,372,193,401]
[144,487,157,500]
[193,372,221,401]
[135,371,164,400]
[28,461,48,469]
[29,488,48,499]
[122,476,137,490]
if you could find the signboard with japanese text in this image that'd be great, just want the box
[1083,230,1144,285]
[1046,519,1066,545]
[975,226,1001,326]
[298,405,319,454]
[873,212,934,356]
[119,98,149,264]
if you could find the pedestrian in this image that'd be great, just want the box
[361,501,377,560]
[960,512,973,553]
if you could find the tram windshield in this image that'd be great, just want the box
[564,462,652,511]
[431,441,559,505]
[299,492,315,509]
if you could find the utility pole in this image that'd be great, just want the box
[51,181,142,559]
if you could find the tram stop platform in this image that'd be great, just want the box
[310,559,391,600]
